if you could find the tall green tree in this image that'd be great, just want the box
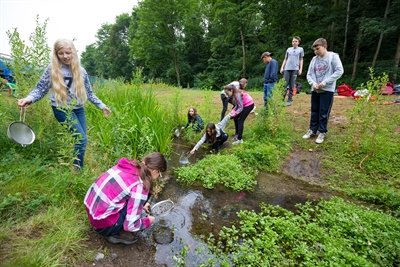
[131,0,197,86]
[107,13,134,80]
[93,23,112,78]
[208,0,260,79]
[81,44,97,76]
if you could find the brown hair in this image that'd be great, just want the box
[293,36,301,43]
[205,123,217,144]
[187,106,198,122]
[312,38,327,48]
[239,78,248,90]
[131,152,167,192]
[224,83,241,105]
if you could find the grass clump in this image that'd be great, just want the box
[0,204,89,267]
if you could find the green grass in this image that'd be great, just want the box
[0,70,399,266]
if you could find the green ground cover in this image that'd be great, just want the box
[0,74,399,266]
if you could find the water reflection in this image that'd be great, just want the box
[141,143,337,266]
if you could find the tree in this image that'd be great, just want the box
[371,0,391,68]
[107,13,134,80]
[131,0,197,86]
[94,23,112,78]
[81,44,97,76]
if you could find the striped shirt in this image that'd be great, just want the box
[84,158,151,231]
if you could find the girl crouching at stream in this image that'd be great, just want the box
[181,106,204,133]
[84,152,167,245]
[190,114,231,154]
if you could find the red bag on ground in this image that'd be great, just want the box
[337,84,354,96]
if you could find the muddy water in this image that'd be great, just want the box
[139,143,337,266]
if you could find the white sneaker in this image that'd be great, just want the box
[302,130,316,139]
[232,139,243,145]
[232,134,238,141]
[315,133,326,144]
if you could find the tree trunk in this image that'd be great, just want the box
[371,0,390,68]
[330,0,339,49]
[240,29,246,78]
[169,25,181,87]
[330,22,336,49]
[394,35,400,81]
[352,1,367,82]
[342,0,351,60]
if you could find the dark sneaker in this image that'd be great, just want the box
[107,232,139,245]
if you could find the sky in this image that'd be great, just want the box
[0,0,138,58]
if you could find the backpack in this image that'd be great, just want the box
[393,84,400,95]
[337,84,354,96]
[380,83,394,95]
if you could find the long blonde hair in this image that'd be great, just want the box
[51,38,87,106]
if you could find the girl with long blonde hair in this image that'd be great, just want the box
[18,38,111,169]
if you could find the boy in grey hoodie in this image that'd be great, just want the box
[303,38,344,144]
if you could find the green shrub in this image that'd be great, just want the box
[175,154,258,192]
[204,197,400,267]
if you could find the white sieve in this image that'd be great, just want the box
[150,199,174,217]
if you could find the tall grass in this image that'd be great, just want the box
[0,69,176,265]
[86,69,173,160]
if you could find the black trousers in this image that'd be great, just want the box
[221,94,234,121]
[233,103,254,140]
[211,131,229,151]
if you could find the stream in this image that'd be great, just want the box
[138,143,337,266]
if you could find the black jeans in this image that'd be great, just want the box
[221,94,234,121]
[211,131,228,151]
[94,205,128,237]
[234,103,254,140]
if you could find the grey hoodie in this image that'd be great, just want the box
[307,52,344,93]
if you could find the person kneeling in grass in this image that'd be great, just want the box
[190,114,231,154]
[181,106,204,133]
[84,152,167,245]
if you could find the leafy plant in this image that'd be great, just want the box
[6,15,51,97]
[175,154,258,192]
[203,197,400,267]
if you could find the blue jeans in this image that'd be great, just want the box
[52,106,87,168]
[309,91,334,134]
[263,83,275,107]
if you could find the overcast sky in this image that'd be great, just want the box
[0,0,138,58]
